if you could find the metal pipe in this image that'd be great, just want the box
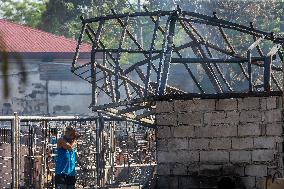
[171,57,266,64]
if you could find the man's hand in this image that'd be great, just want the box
[58,138,76,151]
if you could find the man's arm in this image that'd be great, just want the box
[57,138,76,151]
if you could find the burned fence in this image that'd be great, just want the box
[0,114,156,188]
[72,7,284,126]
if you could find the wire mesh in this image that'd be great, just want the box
[0,115,156,188]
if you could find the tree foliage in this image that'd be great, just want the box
[1,0,283,41]
[39,0,133,38]
[0,0,47,28]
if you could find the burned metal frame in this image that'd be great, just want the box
[72,7,284,125]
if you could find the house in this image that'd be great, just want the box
[0,19,94,116]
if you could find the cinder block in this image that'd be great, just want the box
[221,164,245,176]
[216,99,237,111]
[204,111,226,124]
[219,125,238,137]
[200,151,229,162]
[168,138,188,151]
[264,109,282,123]
[157,163,170,175]
[158,150,199,163]
[186,164,200,175]
[238,123,261,136]
[157,151,171,163]
[261,97,278,110]
[266,123,283,136]
[178,176,192,188]
[230,150,251,163]
[245,165,267,177]
[180,151,199,163]
[253,137,275,149]
[156,113,177,126]
[225,111,240,124]
[156,101,174,113]
[189,138,209,150]
[266,96,277,110]
[234,166,245,176]
[209,138,231,150]
[260,98,267,110]
[238,97,260,110]
[179,176,200,188]
[178,112,203,126]
[172,163,188,175]
[196,125,237,138]
[199,164,222,176]
[240,110,262,123]
[276,96,283,108]
[256,177,266,189]
[157,139,168,151]
[175,99,215,112]
[168,177,179,189]
[173,126,195,138]
[222,165,238,175]
[240,176,256,188]
[157,175,170,188]
[189,99,216,111]
[174,100,189,112]
[260,124,266,136]
[232,138,253,149]
[157,126,172,139]
[252,150,274,162]
[199,177,218,188]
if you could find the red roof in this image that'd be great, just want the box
[0,19,91,53]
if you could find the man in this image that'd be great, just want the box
[55,126,79,189]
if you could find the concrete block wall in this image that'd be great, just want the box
[156,96,284,189]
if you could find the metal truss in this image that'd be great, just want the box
[72,6,284,125]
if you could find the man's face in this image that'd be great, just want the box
[65,130,76,140]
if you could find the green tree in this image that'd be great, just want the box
[0,0,47,28]
[40,0,133,38]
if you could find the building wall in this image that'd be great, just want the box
[155,96,284,189]
[0,61,92,116]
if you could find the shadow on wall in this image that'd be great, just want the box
[0,34,27,98]
[217,177,236,189]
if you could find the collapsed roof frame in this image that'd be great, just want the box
[72,6,284,125]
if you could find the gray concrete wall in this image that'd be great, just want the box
[155,96,284,189]
[0,61,92,116]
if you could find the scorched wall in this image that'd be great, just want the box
[155,96,284,189]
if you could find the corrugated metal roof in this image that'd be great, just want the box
[0,19,91,53]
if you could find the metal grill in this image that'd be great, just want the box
[0,114,156,188]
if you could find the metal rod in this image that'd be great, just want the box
[158,11,178,95]
[145,16,160,96]
[247,51,252,91]
[72,20,86,69]
[180,19,223,93]
[264,56,272,92]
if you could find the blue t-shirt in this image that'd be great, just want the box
[55,138,76,176]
